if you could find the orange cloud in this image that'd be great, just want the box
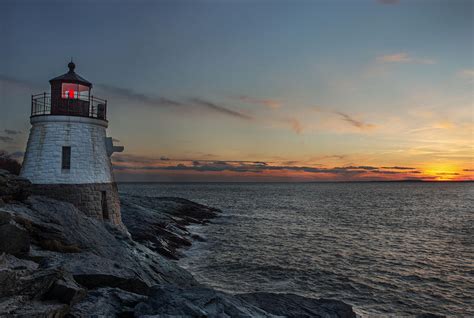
[376,53,435,64]
[284,117,303,134]
[237,96,281,109]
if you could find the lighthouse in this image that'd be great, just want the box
[21,61,124,226]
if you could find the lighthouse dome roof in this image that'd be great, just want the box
[49,61,92,87]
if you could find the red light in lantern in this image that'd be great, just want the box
[69,90,74,99]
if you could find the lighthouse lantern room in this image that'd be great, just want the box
[21,61,124,227]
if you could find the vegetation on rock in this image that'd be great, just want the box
[0,151,21,175]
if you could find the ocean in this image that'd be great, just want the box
[118,182,474,317]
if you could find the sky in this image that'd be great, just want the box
[0,0,473,182]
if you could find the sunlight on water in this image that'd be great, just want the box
[119,182,474,317]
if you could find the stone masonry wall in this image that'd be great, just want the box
[30,183,123,227]
[21,116,113,184]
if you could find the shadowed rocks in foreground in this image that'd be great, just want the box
[0,169,360,317]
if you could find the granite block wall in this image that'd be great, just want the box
[30,183,123,227]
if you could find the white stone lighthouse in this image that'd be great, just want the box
[21,61,124,226]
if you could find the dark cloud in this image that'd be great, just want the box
[113,160,421,178]
[117,154,270,165]
[98,84,251,121]
[112,154,157,164]
[98,84,184,108]
[189,98,252,120]
[381,166,416,170]
[463,169,474,172]
[112,154,425,179]
[0,136,14,143]
[436,172,460,176]
[323,155,346,160]
[334,112,375,130]
[334,165,378,170]
[4,129,22,135]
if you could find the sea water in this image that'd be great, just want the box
[119,182,474,317]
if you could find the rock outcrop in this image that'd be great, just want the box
[121,194,220,259]
[0,170,358,317]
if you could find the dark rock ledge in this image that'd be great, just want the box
[0,169,357,317]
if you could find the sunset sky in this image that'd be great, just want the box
[1,0,473,181]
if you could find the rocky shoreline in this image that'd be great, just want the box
[0,169,358,317]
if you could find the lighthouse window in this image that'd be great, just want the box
[61,83,89,100]
[62,146,71,170]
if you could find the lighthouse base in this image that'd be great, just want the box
[30,183,122,227]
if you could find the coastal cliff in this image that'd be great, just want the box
[0,169,356,317]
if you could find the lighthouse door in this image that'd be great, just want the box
[101,191,109,220]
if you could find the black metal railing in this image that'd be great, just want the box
[31,93,107,120]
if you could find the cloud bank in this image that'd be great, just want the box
[112,155,427,181]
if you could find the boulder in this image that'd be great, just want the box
[237,292,357,318]
[43,272,87,305]
[61,252,151,295]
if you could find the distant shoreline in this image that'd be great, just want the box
[117,180,473,184]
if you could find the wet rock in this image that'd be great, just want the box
[237,292,357,318]
[69,287,146,317]
[134,285,273,318]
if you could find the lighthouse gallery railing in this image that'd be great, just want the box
[31,93,107,120]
